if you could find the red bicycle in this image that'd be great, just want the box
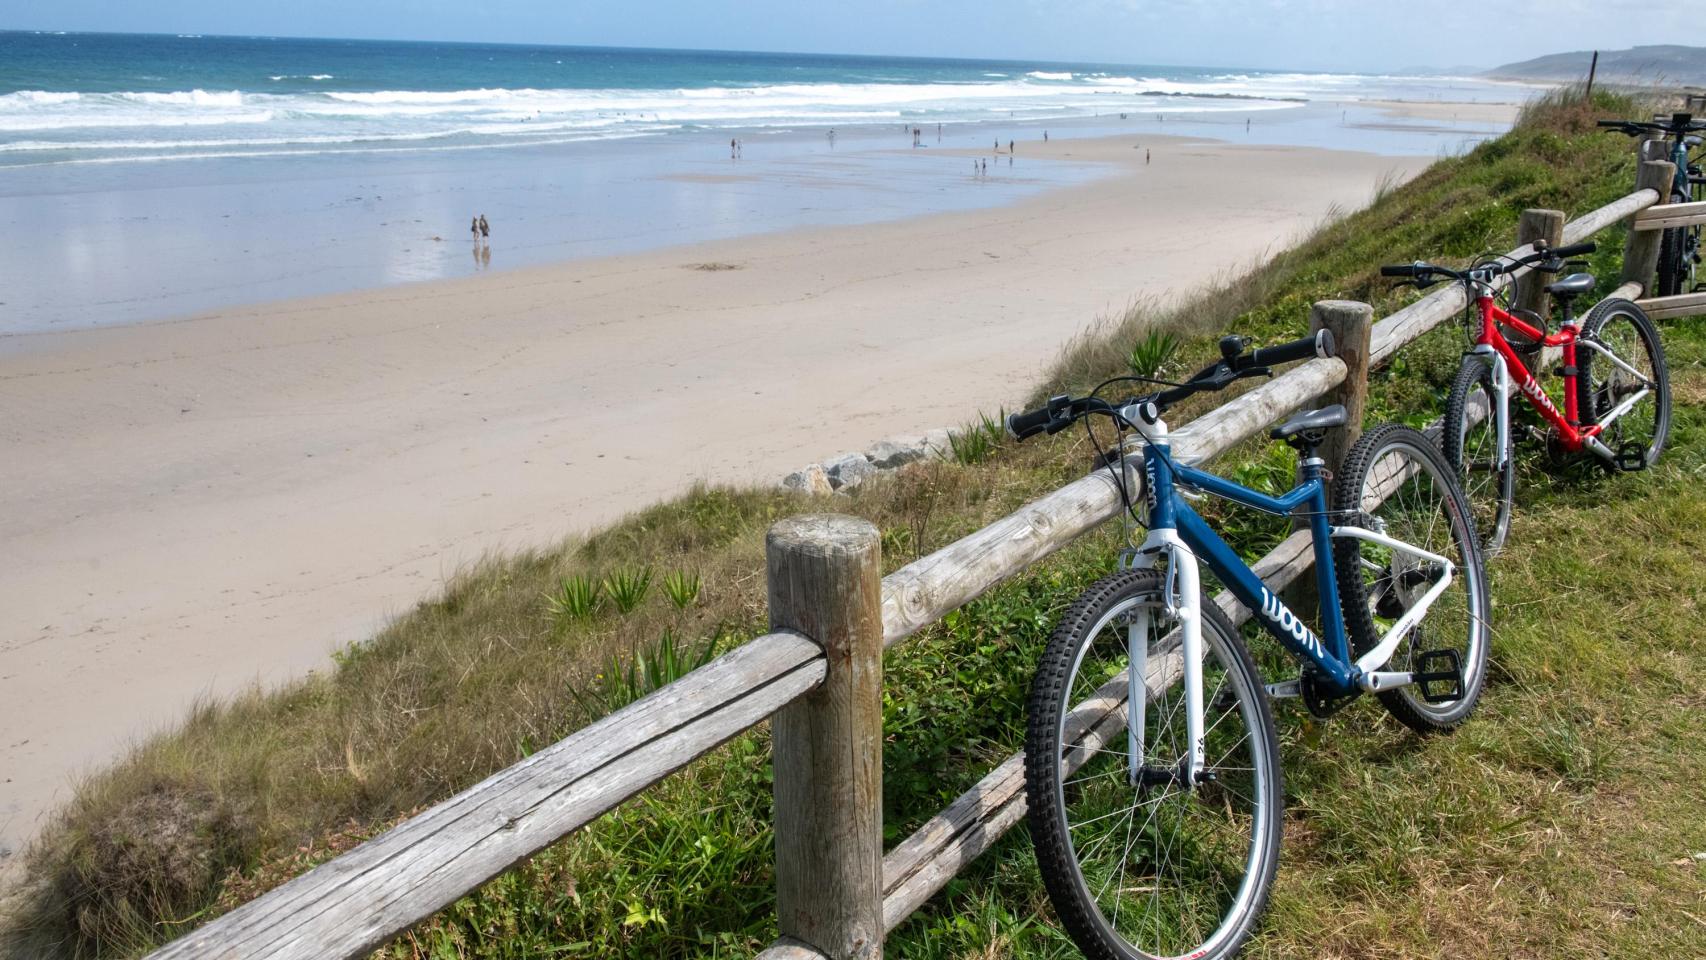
[1382,240,1671,556]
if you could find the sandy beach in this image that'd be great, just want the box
[0,131,1430,857]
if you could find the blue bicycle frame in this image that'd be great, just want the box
[1140,435,1356,692]
[1120,410,1458,782]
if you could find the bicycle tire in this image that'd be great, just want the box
[1657,225,1686,298]
[1442,356,1515,558]
[1026,570,1282,960]
[1333,423,1490,733]
[1575,297,1670,471]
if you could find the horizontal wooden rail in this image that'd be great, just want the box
[147,184,1662,960]
[1637,291,1706,321]
[1633,199,1706,231]
[147,631,826,960]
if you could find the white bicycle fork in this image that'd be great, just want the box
[1127,530,1206,787]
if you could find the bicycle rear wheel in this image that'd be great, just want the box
[1026,570,1281,960]
[1576,298,1670,470]
[1442,356,1515,558]
[1657,224,1687,297]
[1333,424,1490,733]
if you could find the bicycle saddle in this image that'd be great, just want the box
[1544,272,1595,298]
[1269,404,1347,441]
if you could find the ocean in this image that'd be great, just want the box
[0,32,1531,168]
[0,32,1537,329]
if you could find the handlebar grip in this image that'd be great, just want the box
[1248,328,1334,367]
[1550,241,1596,258]
[1380,263,1420,277]
[1006,405,1056,441]
[1595,119,1621,127]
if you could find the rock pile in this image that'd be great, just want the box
[781,428,953,494]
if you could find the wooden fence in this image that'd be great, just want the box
[145,150,1703,960]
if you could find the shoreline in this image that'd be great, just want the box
[0,129,1435,858]
[0,96,1515,335]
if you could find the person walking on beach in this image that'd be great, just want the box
[471,216,480,245]
[1009,139,1014,154]
[478,214,489,243]
[1043,130,1048,142]
[1145,149,1151,165]
[731,137,737,159]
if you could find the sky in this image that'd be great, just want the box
[2,0,1697,74]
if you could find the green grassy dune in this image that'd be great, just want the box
[4,90,1704,959]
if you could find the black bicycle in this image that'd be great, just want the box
[1599,112,1705,296]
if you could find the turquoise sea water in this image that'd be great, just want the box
[0,32,1536,330]
[0,32,1532,168]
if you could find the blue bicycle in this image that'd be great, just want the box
[1007,332,1489,959]
[1600,112,1705,296]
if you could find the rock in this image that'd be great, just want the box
[920,428,953,459]
[868,437,927,469]
[781,463,833,496]
[824,452,878,490]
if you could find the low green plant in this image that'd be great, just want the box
[1127,329,1181,379]
[949,411,1007,465]
[662,569,701,610]
[579,630,721,713]
[602,566,653,614]
[544,573,600,621]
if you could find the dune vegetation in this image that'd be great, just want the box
[5,88,1704,959]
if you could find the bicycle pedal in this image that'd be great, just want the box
[1411,649,1465,704]
[1616,442,1648,472]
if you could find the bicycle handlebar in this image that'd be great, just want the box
[1005,404,1058,441]
[1248,329,1334,368]
[1379,240,1597,287]
[1006,330,1335,442]
[1597,114,1706,137]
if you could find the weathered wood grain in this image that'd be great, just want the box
[1636,291,1706,321]
[1309,300,1373,474]
[1632,198,1706,231]
[1514,209,1566,320]
[1622,161,1679,295]
[768,516,885,960]
[755,937,834,960]
[1562,188,1660,243]
[144,631,825,960]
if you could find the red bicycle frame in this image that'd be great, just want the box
[1472,293,1596,453]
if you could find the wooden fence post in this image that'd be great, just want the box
[1514,208,1565,320]
[767,515,885,960]
[1621,157,1676,296]
[1309,300,1372,476]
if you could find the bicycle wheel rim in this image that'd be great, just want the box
[1581,306,1669,467]
[1049,591,1277,957]
[1342,429,1488,726]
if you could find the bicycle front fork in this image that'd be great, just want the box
[1127,531,1207,790]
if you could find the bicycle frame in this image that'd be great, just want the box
[1468,290,1648,463]
[1122,416,1456,783]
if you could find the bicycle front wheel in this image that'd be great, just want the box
[1334,423,1490,733]
[1442,356,1515,558]
[1026,570,1282,960]
[1576,297,1670,470]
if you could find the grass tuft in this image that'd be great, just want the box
[601,566,653,615]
